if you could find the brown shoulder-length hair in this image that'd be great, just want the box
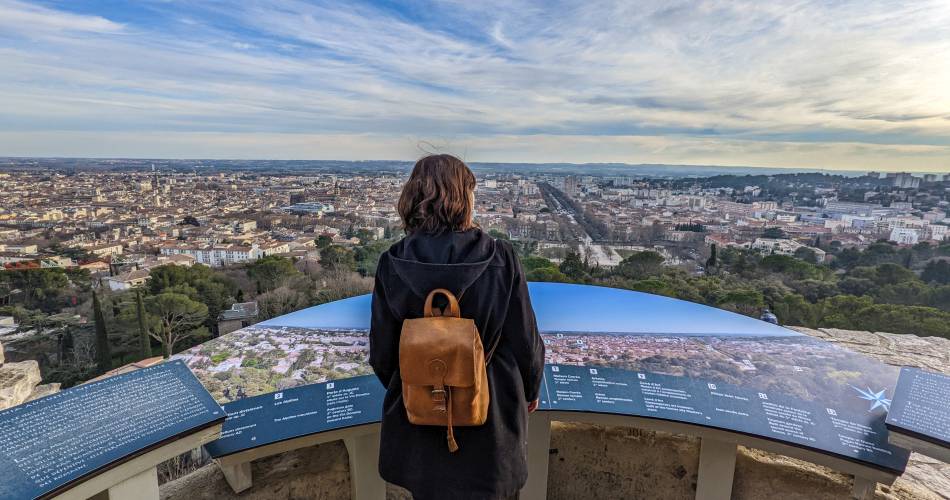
[397,154,477,234]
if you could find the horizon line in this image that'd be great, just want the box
[1,156,937,175]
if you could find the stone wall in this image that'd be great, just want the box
[160,441,351,500]
[158,328,950,499]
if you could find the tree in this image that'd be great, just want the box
[147,264,237,331]
[824,299,950,338]
[873,263,917,286]
[319,245,356,273]
[759,254,822,280]
[146,292,208,358]
[354,240,392,277]
[315,235,333,249]
[705,244,718,270]
[928,285,950,311]
[630,279,674,296]
[180,215,200,226]
[559,251,588,281]
[838,277,875,296]
[246,256,299,292]
[488,229,509,240]
[790,279,838,302]
[257,286,309,321]
[618,251,664,280]
[859,242,899,267]
[0,268,70,311]
[135,289,152,359]
[674,223,705,232]
[774,294,819,328]
[716,289,765,316]
[354,229,377,243]
[512,239,539,259]
[525,266,570,282]
[793,247,819,264]
[762,227,786,239]
[520,256,568,282]
[872,281,931,306]
[147,264,192,294]
[92,291,111,373]
[913,242,935,262]
[312,273,373,305]
[48,244,94,263]
[521,256,556,272]
[922,260,950,285]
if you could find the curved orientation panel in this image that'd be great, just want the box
[0,361,224,500]
[178,283,910,473]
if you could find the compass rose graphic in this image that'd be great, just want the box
[850,386,891,412]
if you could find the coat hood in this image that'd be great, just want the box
[385,229,498,299]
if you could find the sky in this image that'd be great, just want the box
[1,0,949,171]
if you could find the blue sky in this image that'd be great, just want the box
[263,282,798,336]
[1,0,949,170]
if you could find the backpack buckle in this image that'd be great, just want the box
[427,359,449,411]
[431,388,447,411]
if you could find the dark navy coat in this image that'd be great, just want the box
[369,229,545,500]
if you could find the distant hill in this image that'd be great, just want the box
[0,157,865,178]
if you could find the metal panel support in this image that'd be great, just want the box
[51,424,222,500]
[696,437,737,500]
[521,412,552,500]
[851,476,877,500]
[107,467,159,500]
[218,460,253,493]
[344,430,385,500]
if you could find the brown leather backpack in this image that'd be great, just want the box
[399,288,497,452]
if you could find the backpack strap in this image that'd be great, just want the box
[425,287,502,365]
[485,332,502,365]
[423,288,460,318]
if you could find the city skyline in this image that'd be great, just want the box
[1,1,950,170]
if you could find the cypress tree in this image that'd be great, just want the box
[93,291,111,373]
[136,289,152,359]
[706,243,718,269]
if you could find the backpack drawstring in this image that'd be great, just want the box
[446,386,459,452]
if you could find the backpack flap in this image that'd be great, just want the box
[399,316,481,388]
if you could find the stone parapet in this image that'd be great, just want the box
[0,360,41,410]
[27,383,62,402]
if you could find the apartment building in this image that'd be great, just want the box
[160,243,260,266]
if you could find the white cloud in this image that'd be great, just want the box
[1,0,949,170]
[0,0,123,34]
